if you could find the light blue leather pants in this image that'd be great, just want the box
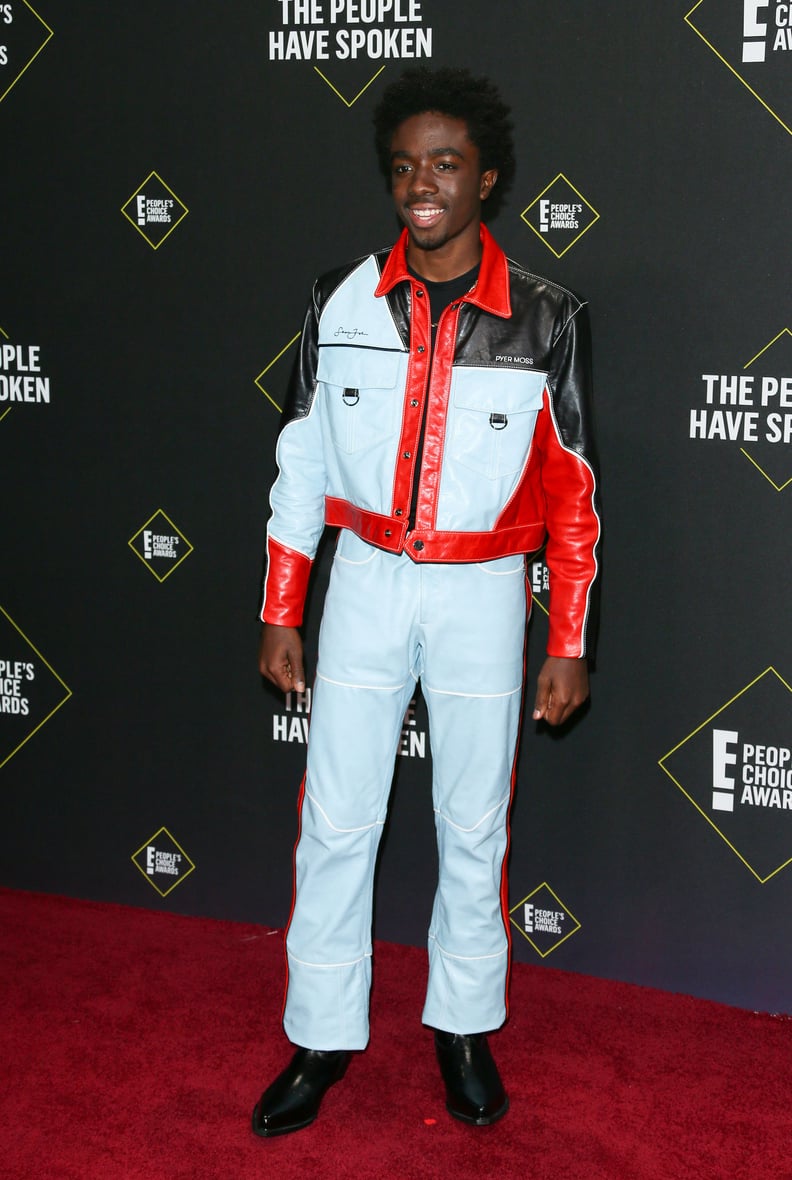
[283,529,528,1050]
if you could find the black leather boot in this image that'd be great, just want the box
[434,1030,509,1126]
[252,1047,350,1138]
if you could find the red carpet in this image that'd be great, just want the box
[1,889,791,1179]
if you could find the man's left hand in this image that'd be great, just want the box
[532,656,590,727]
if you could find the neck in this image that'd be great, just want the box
[405,231,483,283]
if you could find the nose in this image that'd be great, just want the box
[409,161,439,197]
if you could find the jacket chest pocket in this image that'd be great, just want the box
[317,346,403,455]
[448,367,547,479]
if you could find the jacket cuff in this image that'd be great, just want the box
[546,578,594,659]
[260,537,313,627]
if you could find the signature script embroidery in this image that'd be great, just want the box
[334,327,369,341]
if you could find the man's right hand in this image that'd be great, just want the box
[258,623,306,694]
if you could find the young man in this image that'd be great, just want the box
[253,67,600,1136]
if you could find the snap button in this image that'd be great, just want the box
[413,539,424,551]
[403,451,411,459]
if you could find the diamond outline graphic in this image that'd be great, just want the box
[0,604,72,770]
[658,666,792,883]
[684,1,791,137]
[0,327,12,424]
[509,882,581,958]
[128,509,194,583]
[120,171,189,251]
[254,332,301,413]
[739,328,792,491]
[0,0,53,104]
[520,174,600,259]
[527,545,550,619]
[313,63,386,107]
[131,826,196,898]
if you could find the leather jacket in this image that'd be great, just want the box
[261,225,601,659]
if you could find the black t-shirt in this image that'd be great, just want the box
[409,263,480,346]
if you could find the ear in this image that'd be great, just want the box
[480,169,499,201]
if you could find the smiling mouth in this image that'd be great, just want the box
[407,205,445,227]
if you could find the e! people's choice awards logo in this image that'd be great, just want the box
[131,827,196,898]
[685,1,792,135]
[659,667,792,882]
[509,882,581,958]
[128,510,194,582]
[520,175,600,259]
[121,172,189,250]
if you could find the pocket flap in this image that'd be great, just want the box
[452,366,547,413]
[317,346,402,391]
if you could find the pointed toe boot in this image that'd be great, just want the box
[434,1030,509,1127]
[252,1047,350,1138]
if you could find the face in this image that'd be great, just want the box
[389,111,498,276]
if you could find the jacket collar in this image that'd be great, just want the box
[374,223,512,319]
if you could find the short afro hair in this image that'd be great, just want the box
[372,66,515,216]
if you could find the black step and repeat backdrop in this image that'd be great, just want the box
[2,1,790,1013]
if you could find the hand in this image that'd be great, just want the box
[533,656,589,727]
[258,623,306,694]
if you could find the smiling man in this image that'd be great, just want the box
[253,67,601,1137]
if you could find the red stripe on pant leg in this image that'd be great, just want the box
[499,570,531,1020]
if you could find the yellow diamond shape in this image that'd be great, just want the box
[685,1,792,137]
[521,174,600,259]
[120,172,189,250]
[739,328,792,491]
[527,546,550,619]
[0,605,72,769]
[131,826,196,898]
[128,509,194,582]
[313,63,386,107]
[0,327,11,424]
[509,882,581,957]
[254,332,301,413]
[0,0,53,104]
[659,667,792,883]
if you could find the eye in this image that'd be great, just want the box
[435,161,457,172]
[392,163,412,175]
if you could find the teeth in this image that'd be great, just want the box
[412,207,441,219]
